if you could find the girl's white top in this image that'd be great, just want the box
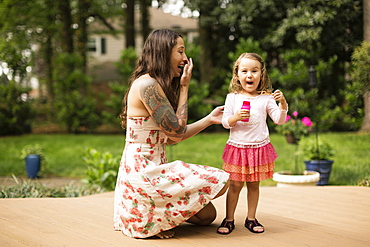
[222,93,287,147]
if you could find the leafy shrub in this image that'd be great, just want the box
[82,148,119,191]
[101,81,128,128]
[299,137,335,160]
[0,176,105,198]
[101,48,137,129]
[53,53,100,133]
[275,111,313,140]
[0,81,32,136]
[115,47,138,82]
[358,178,370,187]
[188,79,213,123]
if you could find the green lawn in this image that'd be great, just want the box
[0,132,369,186]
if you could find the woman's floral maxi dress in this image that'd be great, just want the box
[114,117,230,238]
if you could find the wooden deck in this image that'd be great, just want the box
[1,186,369,247]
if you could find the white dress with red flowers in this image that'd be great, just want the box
[113,117,229,238]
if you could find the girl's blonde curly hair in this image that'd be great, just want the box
[229,52,272,94]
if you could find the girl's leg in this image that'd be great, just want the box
[246,181,264,232]
[226,180,244,221]
[217,180,244,234]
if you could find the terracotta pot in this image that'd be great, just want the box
[285,133,297,144]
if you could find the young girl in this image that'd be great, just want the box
[217,53,288,235]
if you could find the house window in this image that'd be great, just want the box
[88,37,106,55]
[101,38,106,54]
[87,39,97,52]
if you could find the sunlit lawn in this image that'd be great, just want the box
[0,132,369,186]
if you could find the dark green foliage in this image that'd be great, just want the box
[350,41,370,93]
[114,47,138,83]
[184,0,363,132]
[53,53,100,133]
[101,48,137,128]
[188,79,213,123]
[0,82,32,135]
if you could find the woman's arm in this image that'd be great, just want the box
[167,106,224,145]
[139,79,187,143]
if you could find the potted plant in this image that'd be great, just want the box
[273,123,321,187]
[272,147,320,187]
[20,144,46,179]
[275,111,313,144]
[299,138,335,186]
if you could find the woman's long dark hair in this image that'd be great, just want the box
[120,29,182,128]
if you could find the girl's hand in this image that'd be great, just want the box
[180,58,193,87]
[235,109,250,122]
[273,89,287,104]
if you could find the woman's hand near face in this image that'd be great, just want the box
[180,58,193,87]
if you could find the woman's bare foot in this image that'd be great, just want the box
[155,230,175,239]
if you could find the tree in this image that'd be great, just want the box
[182,0,363,131]
[139,0,151,40]
[125,0,135,48]
[76,0,91,74]
[0,0,37,85]
[360,0,370,132]
[57,0,74,54]
[350,42,370,132]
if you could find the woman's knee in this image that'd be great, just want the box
[197,202,217,225]
[188,202,216,226]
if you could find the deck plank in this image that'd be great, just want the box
[1,186,369,246]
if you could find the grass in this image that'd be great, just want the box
[0,132,369,186]
[0,134,125,178]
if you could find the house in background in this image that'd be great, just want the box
[87,7,198,84]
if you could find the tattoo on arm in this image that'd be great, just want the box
[140,79,186,137]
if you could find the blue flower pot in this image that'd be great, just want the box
[304,160,334,186]
[25,155,41,179]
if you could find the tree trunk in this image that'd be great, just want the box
[360,0,370,132]
[199,11,213,86]
[125,0,135,48]
[360,91,370,132]
[139,0,151,41]
[77,0,90,74]
[364,0,370,42]
[44,0,55,105]
[58,0,74,54]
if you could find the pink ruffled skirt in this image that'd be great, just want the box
[222,142,277,182]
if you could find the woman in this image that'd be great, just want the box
[113,29,230,239]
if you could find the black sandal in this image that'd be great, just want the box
[217,218,235,235]
[245,218,264,233]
